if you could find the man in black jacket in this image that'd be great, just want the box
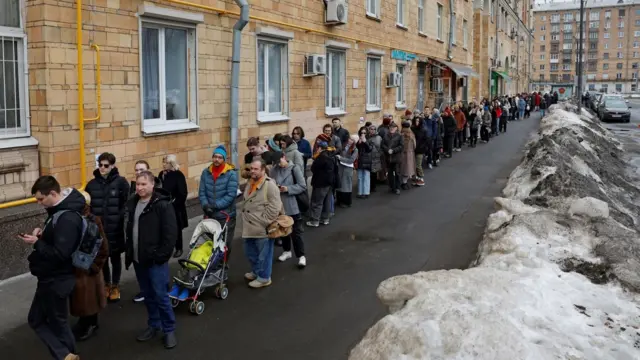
[332,117,350,147]
[125,171,178,349]
[381,122,404,195]
[21,176,84,360]
[306,141,335,227]
[86,152,129,302]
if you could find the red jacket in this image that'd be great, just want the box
[454,110,467,131]
[535,94,541,106]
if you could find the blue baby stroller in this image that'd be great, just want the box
[169,213,230,315]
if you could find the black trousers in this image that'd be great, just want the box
[282,214,305,257]
[500,116,507,133]
[481,126,490,142]
[28,278,76,360]
[336,191,352,207]
[103,253,122,285]
[387,162,401,191]
[444,133,455,155]
[370,172,377,192]
[175,228,183,252]
[454,130,464,149]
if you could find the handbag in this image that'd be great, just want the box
[293,168,310,213]
[267,215,294,239]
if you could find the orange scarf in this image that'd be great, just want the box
[247,176,265,196]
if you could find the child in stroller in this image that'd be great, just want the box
[169,215,230,315]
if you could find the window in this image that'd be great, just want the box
[617,63,623,69]
[563,43,572,50]
[551,53,559,60]
[397,0,406,26]
[539,74,545,81]
[617,73,623,79]
[257,37,289,122]
[564,24,572,31]
[562,74,571,81]
[366,56,381,111]
[540,35,546,41]
[635,31,640,37]
[452,13,457,43]
[587,74,596,80]
[540,45,546,51]
[590,43,597,50]
[636,20,640,26]
[552,24,560,32]
[637,9,640,16]
[635,52,639,58]
[552,34,559,41]
[590,11,600,21]
[589,21,599,28]
[564,13,573,22]
[0,0,28,139]
[463,19,468,48]
[140,20,198,133]
[619,42,623,48]
[635,41,639,48]
[551,74,558,81]
[619,31,624,38]
[564,33,574,41]
[616,84,623,92]
[605,21,611,29]
[604,32,611,38]
[437,4,443,40]
[367,0,380,18]
[601,84,609,91]
[562,64,571,71]
[634,72,638,79]
[540,54,545,60]
[618,51,624,58]
[552,14,560,22]
[551,64,558,71]
[418,0,425,33]
[540,64,545,70]
[603,63,609,69]
[589,32,598,39]
[589,84,596,91]
[541,15,546,21]
[605,10,611,18]
[325,49,346,115]
[541,25,546,31]
[634,62,639,69]
[633,83,638,92]
[396,64,405,107]
[605,42,609,49]
[604,53,610,59]
[619,9,626,17]
[619,20,625,28]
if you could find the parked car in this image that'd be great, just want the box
[597,96,631,123]
[589,92,602,112]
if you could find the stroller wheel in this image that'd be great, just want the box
[194,301,205,315]
[216,285,229,300]
[171,298,180,308]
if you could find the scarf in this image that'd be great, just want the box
[211,163,225,181]
[248,176,265,196]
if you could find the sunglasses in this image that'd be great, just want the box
[99,163,111,168]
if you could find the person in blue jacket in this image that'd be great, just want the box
[198,145,239,258]
[292,126,312,170]
[423,110,438,169]
[518,96,527,120]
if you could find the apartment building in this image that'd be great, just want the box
[532,0,640,95]
[472,0,533,99]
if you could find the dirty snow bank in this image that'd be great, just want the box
[350,104,640,360]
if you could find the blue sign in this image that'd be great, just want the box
[391,49,417,61]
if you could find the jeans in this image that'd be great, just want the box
[415,154,424,178]
[387,162,401,191]
[282,214,304,257]
[244,237,274,281]
[309,186,332,221]
[103,253,122,285]
[134,262,176,334]
[357,169,371,195]
[454,130,464,149]
[519,109,525,119]
[28,277,76,360]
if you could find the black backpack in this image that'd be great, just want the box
[52,210,103,271]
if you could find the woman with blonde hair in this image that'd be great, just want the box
[158,154,188,258]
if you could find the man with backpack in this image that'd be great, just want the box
[21,176,87,360]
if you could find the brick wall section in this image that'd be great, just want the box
[23,0,525,199]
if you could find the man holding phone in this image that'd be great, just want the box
[21,176,85,360]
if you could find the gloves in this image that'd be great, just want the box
[388,149,393,154]
[203,205,215,219]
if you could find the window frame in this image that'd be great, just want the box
[0,0,31,140]
[256,36,290,123]
[366,56,382,112]
[463,19,468,49]
[138,17,199,135]
[395,63,406,109]
[418,0,425,34]
[437,3,444,40]
[366,0,381,19]
[396,0,406,27]
[325,47,347,116]
[452,12,457,44]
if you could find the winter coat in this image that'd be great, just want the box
[454,111,467,131]
[337,144,358,193]
[367,134,382,173]
[482,110,492,126]
[129,177,161,198]
[472,110,482,130]
[434,118,444,149]
[518,98,526,110]
[270,163,306,216]
[412,124,429,155]
[334,127,350,147]
[158,170,188,230]
[331,134,343,153]
[311,150,336,188]
[125,188,177,269]
[198,163,239,220]
[241,177,283,238]
[295,138,313,163]
[442,114,457,135]
[535,94,541,106]
[541,96,549,109]
[85,168,130,255]
[356,139,373,171]
[400,128,416,178]
[378,124,390,139]
[423,116,437,139]
[283,142,304,171]
[381,131,404,164]
[28,188,85,280]
[70,204,109,317]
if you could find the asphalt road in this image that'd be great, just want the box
[0,114,541,360]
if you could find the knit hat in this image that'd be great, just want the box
[317,140,329,149]
[401,120,411,128]
[267,137,281,152]
[213,145,227,160]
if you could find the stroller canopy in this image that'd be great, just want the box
[189,219,224,250]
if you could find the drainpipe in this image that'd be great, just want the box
[230,0,249,169]
[447,0,454,61]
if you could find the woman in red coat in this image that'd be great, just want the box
[535,92,541,111]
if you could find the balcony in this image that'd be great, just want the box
[563,48,573,54]
[550,68,559,72]
[551,30,560,34]
[551,18,560,24]
[550,58,559,63]
[551,38,560,43]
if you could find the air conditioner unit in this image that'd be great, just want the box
[325,0,348,25]
[387,72,402,88]
[303,54,326,77]
[430,78,443,92]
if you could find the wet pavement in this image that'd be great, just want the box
[0,114,541,360]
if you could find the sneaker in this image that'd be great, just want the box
[415,179,425,186]
[306,221,319,227]
[104,284,112,300]
[278,251,293,262]
[64,354,80,360]
[244,272,257,281]
[136,327,160,342]
[321,219,330,225]
[108,285,121,302]
[428,163,433,169]
[248,279,272,288]
[298,256,307,268]
[394,189,401,195]
[133,292,145,303]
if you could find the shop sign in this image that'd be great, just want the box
[391,49,417,61]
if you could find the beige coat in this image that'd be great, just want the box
[241,176,283,238]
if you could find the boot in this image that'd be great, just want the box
[108,285,121,302]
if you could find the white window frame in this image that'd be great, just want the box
[540,54,545,60]
[325,48,347,116]
[397,0,406,27]
[619,31,624,38]
[418,0,425,34]
[138,15,199,135]
[256,36,290,123]
[0,0,30,141]
[463,19,468,49]
[437,4,443,40]
[366,55,382,112]
[540,35,545,41]
[395,63,406,109]
[618,51,624,59]
[452,13,457,44]
[541,16,546,21]
[616,83,623,92]
[366,0,381,19]
[604,32,610,38]
[635,31,640,37]
[590,11,600,21]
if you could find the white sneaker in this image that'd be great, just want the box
[298,256,307,268]
[278,251,292,262]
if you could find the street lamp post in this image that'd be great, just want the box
[576,0,585,113]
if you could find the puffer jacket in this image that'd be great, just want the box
[412,123,429,155]
[198,163,239,220]
[482,110,492,126]
[423,116,437,139]
[356,139,373,171]
[381,131,404,164]
[125,188,177,268]
[283,142,304,171]
[85,168,130,254]
[367,134,382,173]
[442,114,457,135]
[311,150,335,188]
[270,163,306,216]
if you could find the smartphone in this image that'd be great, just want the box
[17,233,26,237]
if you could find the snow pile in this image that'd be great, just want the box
[350,104,640,360]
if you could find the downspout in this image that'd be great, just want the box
[447,0,454,61]
[230,0,249,169]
